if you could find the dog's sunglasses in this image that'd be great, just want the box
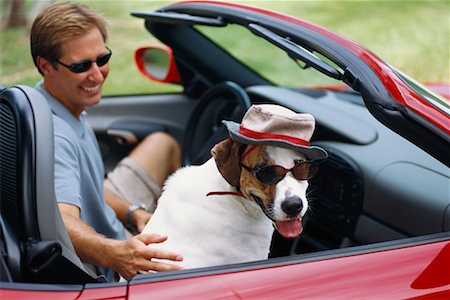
[241,160,319,185]
[56,47,112,73]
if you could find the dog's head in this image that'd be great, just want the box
[212,138,315,238]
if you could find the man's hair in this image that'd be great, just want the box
[30,2,108,75]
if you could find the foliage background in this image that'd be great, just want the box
[1,0,449,95]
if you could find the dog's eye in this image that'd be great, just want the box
[294,159,306,165]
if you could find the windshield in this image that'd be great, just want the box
[197,23,449,115]
[195,24,344,89]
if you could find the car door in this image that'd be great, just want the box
[86,93,194,171]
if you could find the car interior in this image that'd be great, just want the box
[1,77,449,286]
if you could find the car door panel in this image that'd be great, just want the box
[86,93,194,171]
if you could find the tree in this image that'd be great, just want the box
[4,0,27,28]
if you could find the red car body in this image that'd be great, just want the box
[1,240,448,299]
[129,241,450,299]
[1,1,449,299]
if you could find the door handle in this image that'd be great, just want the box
[106,129,138,146]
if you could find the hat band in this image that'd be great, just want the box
[239,125,310,147]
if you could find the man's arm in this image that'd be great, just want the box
[104,187,150,233]
[58,203,183,280]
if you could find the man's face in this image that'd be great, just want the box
[40,27,109,118]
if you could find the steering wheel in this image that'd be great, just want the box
[182,81,251,166]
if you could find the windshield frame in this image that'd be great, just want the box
[393,68,450,116]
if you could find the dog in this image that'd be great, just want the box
[142,104,327,269]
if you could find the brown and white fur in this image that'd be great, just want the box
[142,138,308,269]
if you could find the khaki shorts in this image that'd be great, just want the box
[104,157,161,214]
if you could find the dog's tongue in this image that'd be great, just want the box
[276,218,302,238]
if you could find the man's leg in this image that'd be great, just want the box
[104,132,181,215]
[127,131,181,188]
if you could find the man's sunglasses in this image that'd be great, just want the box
[241,160,319,185]
[56,47,112,73]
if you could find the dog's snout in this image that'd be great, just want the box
[281,196,303,218]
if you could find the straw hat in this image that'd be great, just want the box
[223,104,327,160]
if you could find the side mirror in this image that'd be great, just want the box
[134,46,181,84]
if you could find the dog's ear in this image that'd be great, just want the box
[211,138,243,187]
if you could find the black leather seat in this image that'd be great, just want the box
[0,85,103,283]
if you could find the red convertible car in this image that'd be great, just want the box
[1,1,449,299]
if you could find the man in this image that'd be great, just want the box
[30,2,183,281]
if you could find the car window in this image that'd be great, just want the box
[196,24,343,88]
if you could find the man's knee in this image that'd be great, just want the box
[129,132,181,185]
[142,132,180,153]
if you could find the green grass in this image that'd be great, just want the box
[1,0,449,95]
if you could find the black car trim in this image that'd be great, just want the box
[0,281,83,292]
[130,11,226,27]
[248,23,344,81]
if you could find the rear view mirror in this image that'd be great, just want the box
[134,46,180,84]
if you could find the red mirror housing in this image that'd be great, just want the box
[134,45,181,84]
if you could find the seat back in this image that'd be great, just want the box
[0,85,102,283]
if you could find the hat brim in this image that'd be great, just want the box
[223,120,328,161]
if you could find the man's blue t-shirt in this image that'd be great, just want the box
[36,82,125,280]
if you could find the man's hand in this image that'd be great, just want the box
[107,233,183,280]
[132,209,152,233]
[59,203,182,281]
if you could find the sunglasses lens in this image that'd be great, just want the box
[257,166,286,184]
[69,61,91,73]
[246,160,319,185]
[293,162,318,180]
[66,51,111,73]
[97,52,112,67]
